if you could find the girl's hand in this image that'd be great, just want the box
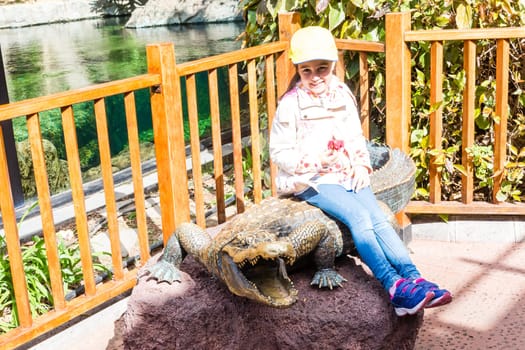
[351,166,370,192]
[319,150,339,169]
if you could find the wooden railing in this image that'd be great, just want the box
[0,10,523,348]
[0,12,381,348]
[0,73,162,348]
[385,11,525,215]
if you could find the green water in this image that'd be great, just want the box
[1,17,244,169]
[2,17,243,100]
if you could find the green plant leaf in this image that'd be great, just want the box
[438,214,449,222]
[496,190,508,202]
[328,2,346,31]
[453,164,468,176]
[455,3,472,29]
[429,101,443,113]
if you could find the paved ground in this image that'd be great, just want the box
[26,238,525,350]
[411,240,525,350]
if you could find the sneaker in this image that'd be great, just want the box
[390,278,434,316]
[414,278,452,308]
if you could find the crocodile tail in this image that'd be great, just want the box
[368,142,416,214]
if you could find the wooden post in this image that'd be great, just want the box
[269,13,302,197]
[359,52,370,138]
[385,12,412,153]
[27,113,66,308]
[147,43,190,243]
[0,45,24,207]
[429,41,444,203]
[462,40,476,204]
[493,39,509,203]
[277,12,301,98]
[385,12,413,241]
[0,126,32,328]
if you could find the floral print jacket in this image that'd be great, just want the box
[269,75,371,195]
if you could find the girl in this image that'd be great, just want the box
[269,26,452,316]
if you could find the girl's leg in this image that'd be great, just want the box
[352,187,421,280]
[356,187,452,308]
[299,185,451,312]
[297,184,401,290]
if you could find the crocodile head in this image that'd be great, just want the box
[216,230,298,307]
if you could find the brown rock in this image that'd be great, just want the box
[109,255,423,350]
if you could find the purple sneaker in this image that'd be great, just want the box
[390,278,435,316]
[414,278,452,308]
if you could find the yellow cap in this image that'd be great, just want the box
[289,26,338,64]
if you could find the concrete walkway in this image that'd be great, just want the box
[24,238,525,350]
[411,240,525,349]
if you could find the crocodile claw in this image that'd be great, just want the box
[310,268,347,290]
[141,260,182,284]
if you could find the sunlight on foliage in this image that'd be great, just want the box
[240,0,525,202]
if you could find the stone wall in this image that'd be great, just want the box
[125,0,242,28]
[0,0,99,29]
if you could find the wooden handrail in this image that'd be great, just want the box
[335,38,385,52]
[406,201,525,215]
[0,270,137,349]
[176,41,289,75]
[94,97,125,280]
[0,74,160,121]
[123,91,151,262]
[147,43,190,242]
[404,27,525,41]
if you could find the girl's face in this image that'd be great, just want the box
[297,60,334,96]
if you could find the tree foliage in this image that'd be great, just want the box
[90,0,148,15]
[240,0,525,202]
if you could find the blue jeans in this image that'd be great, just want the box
[297,184,421,291]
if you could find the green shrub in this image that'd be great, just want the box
[0,203,111,333]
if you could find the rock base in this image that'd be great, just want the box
[0,0,98,29]
[125,0,242,28]
[109,255,423,350]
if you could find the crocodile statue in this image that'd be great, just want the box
[142,142,416,308]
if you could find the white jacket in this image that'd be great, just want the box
[269,76,371,195]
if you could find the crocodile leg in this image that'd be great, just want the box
[286,221,347,289]
[142,222,212,283]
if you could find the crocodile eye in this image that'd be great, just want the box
[245,233,260,245]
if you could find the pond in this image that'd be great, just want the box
[1,17,245,188]
[1,17,244,101]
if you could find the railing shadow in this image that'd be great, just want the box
[412,240,525,349]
